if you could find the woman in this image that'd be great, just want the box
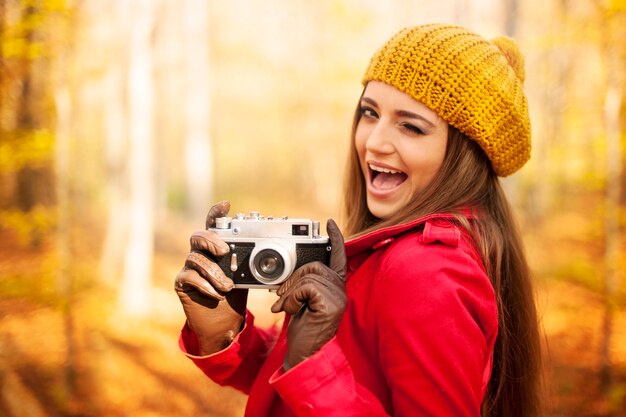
[175,24,542,417]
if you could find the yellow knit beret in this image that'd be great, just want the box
[362,24,531,176]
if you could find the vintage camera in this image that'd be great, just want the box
[210,211,331,289]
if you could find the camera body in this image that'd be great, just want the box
[210,211,331,289]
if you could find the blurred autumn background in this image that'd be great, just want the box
[1,0,625,416]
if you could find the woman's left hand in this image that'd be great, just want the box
[271,219,347,370]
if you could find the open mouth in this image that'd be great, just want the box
[368,163,408,190]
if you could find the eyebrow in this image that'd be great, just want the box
[361,96,436,128]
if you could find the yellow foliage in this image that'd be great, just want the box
[610,0,626,11]
[0,206,57,246]
[1,37,44,59]
[0,129,55,173]
[2,37,26,57]
[43,0,68,12]
[0,0,69,61]
[20,0,67,9]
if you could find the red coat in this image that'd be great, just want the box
[179,214,498,416]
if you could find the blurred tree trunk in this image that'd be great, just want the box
[0,0,4,119]
[54,49,76,401]
[119,0,156,316]
[0,0,14,210]
[525,0,570,224]
[453,0,469,24]
[183,0,213,218]
[503,0,518,37]
[599,4,625,393]
[14,5,55,240]
[99,1,130,285]
[500,0,522,209]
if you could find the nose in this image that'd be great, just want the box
[365,122,395,155]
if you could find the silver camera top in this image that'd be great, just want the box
[212,211,326,243]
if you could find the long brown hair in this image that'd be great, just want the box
[343,101,542,417]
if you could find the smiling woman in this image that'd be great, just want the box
[341,24,541,417]
[175,23,541,417]
[355,81,449,219]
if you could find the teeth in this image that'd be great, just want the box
[369,164,401,175]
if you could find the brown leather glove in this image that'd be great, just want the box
[175,201,249,355]
[271,219,347,369]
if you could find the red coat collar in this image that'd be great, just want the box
[345,211,472,258]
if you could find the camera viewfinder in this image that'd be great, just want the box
[292,224,309,236]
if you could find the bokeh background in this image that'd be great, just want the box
[1,0,625,416]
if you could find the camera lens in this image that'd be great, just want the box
[260,256,278,274]
[249,239,296,286]
[253,249,285,279]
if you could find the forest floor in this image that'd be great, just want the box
[0,206,625,417]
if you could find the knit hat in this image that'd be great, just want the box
[362,24,530,176]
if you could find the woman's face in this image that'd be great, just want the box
[355,81,449,220]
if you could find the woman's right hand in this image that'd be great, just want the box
[175,201,249,355]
